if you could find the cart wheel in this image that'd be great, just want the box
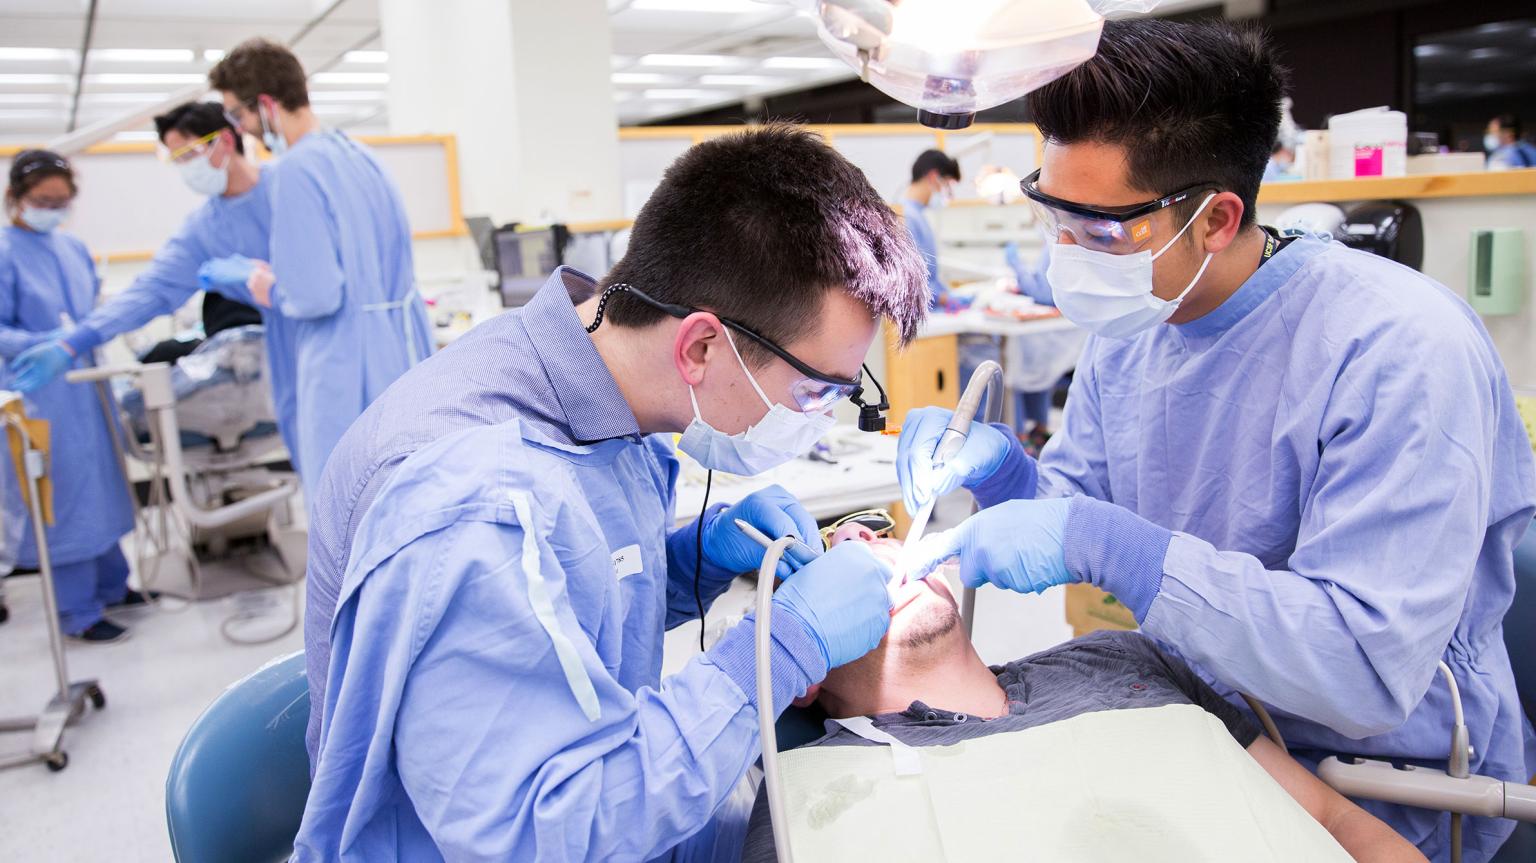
[88,686,105,710]
[45,752,68,772]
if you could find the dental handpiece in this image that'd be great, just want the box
[732,519,821,572]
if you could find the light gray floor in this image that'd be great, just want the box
[0,544,304,862]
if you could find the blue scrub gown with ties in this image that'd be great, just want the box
[266,130,433,488]
[0,225,133,631]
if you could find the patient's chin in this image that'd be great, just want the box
[895,597,961,650]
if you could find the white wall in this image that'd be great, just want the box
[1257,195,1536,391]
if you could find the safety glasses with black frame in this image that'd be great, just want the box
[585,283,891,431]
[1020,168,1218,255]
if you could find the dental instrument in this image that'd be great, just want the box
[733,518,821,572]
[899,360,1004,604]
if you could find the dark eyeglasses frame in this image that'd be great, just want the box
[587,282,891,431]
[1020,168,1217,224]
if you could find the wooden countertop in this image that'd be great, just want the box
[1256,169,1536,204]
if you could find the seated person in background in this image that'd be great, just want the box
[739,521,1427,863]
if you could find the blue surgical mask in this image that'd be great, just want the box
[259,102,287,157]
[1484,133,1501,153]
[19,205,68,233]
[677,329,838,475]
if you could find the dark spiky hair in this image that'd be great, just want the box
[1028,18,1289,227]
[602,123,928,357]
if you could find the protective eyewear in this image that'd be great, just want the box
[222,101,256,130]
[593,283,890,427]
[1020,168,1216,255]
[818,508,895,546]
[158,129,221,164]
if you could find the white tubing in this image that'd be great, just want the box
[756,537,795,863]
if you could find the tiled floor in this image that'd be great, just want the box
[0,537,304,862]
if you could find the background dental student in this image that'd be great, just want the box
[899,20,1534,862]
[1485,114,1536,170]
[293,127,927,861]
[0,151,142,643]
[10,102,300,479]
[204,39,431,489]
[901,148,959,309]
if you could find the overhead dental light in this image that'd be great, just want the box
[776,0,1170,129]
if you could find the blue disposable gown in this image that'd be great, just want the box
[0,226,132,566]
[901,197,946,308]
[64,168,301,472]
[1028,236,1535,862]
[267,130,432,486]
[294,270,823,861]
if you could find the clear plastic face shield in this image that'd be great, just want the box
[773,0,1174,128]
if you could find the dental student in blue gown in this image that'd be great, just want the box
[205,38,431,490]
[0,151,141,643]
[898,21,1535,863]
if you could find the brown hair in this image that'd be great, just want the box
[208,38,310,111]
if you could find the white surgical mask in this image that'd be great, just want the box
[1484,133,1502,153]
[176,151,230,197]
[1048,194,1216,340]
[677,329,838,475]
[259,101,287,157]
[19,206,67,233]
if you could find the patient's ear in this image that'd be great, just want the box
[792,683,821,708]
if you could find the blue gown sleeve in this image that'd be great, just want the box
[1035,347,1112,501]
[269,164,344,320]
[65,214,211,355]
[303,515,825,861]
[1097,323,1507,738]
[0,248,38,359]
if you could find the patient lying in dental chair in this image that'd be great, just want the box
[738,523,1426,863]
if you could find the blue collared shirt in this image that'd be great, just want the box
[295,269,824,861]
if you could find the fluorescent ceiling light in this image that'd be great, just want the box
[0,109,67,119]
[87,73,206,84]
[630,0,763,11]
[203,49,225,63]
[643,88,716,100]
[0,73,72,85]
[762,56,845,69]
[91,48,195,63]
[77,91,172,103]
[612,72,668,84]
[112,130,160,141]
[0,93,66,104]
[309,89,386,101]
[699,74,778,86]
[344,50,388,64]
[639,54,731,67]
[311,71,390,84]
[0,47,75,62]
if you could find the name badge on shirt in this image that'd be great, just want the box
[611,544,643,581]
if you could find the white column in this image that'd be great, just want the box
[380,0,622,225]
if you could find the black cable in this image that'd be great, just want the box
[695,469,713,651]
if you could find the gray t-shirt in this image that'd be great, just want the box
[738,630,1260,862]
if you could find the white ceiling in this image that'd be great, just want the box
[0,0,859,145]
[0,0,1227,145]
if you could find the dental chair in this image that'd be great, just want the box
[68,324,301,643]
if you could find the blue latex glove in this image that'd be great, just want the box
[907,497,1075,593]
[896,406,1020,514]
[197,254,257,290]
[772,541,893,669]
[9,341,74,393]
[702,484,822,579]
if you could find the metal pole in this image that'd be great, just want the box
[65,0,101,134]
[8,415,70,696]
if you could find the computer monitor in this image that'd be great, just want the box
[495,226,561,309]
[464,216,497,271]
